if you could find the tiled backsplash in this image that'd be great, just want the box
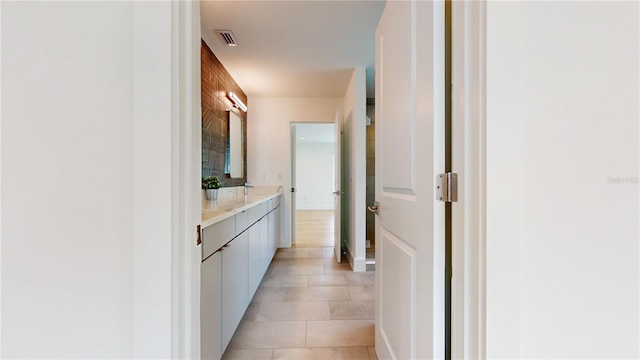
[201,39,248,187]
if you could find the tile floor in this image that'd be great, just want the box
[222,246,377,360]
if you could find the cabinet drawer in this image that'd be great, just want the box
[247,202,268,225]
[202,216,235,260]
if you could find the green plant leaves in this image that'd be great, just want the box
[202,176,223,189]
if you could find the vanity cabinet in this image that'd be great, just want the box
[201,195,281,360]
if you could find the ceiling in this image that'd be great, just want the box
[200,1,385,98]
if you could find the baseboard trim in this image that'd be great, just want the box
[344,243,366,272]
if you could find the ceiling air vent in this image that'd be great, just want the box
[215,30,238,47]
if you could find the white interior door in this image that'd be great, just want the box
[333,109,343,262]
[375,1,446,359]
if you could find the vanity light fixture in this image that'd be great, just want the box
[228,92,247,112]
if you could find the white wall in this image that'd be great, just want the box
[2,2,134,357]
[342,68,367,271]
[1,2,180,358]
[247,97,342,247]
[132,2,174,358]
[486,2,639,358]
[296,142,335,210]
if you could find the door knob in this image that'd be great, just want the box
[368,201,380,215]
[333,190,342,195]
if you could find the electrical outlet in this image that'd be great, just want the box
[366,240,371,248]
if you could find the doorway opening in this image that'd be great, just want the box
[290,123,336,248]
[365,98,376,265]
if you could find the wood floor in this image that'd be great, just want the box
[295,210,334,247]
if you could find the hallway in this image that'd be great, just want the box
[295,211,334,247]
[221,246,376,360]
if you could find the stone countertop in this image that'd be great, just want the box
[201,187,282,229]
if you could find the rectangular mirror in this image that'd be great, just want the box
[226,110,244,178]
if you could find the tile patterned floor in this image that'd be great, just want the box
[222,246,377,360]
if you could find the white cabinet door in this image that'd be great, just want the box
[201,252,222,360]
[267,208,278,260]
[221,232,249,352]
[274,204,281,253]
[248,223,261,298]
[267,199,282,260]
[259,217,269,274]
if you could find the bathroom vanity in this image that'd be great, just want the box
[200,188,282,360]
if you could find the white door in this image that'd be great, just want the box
[333,108,343,263]
[374,1,446,359]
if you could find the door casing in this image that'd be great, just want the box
[451,1,487,359]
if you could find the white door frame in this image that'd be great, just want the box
[290,123,298,245]
[169,1,202,358]
[130,1,200,358]
[289,122,337,248]
[451,1,486,359]
[333,108,343,263]
[167,1,490,358]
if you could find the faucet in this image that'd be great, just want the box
[244,183,254,195]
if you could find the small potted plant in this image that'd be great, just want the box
[202,176,223,201]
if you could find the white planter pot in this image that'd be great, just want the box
[205,189,218,201]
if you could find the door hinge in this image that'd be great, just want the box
[436,173,458,202]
